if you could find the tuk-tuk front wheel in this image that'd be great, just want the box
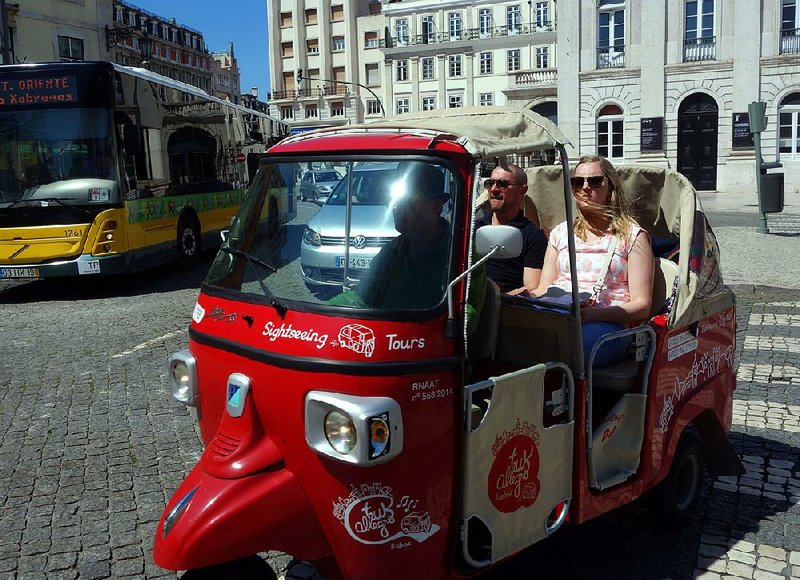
[646,432,705,528]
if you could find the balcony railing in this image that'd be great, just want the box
[597,46,625,69]
[511,69,558,88]
[271,85,351,100]
[379,21,554,48]
[683,36,716,62]
[780,28,800,54]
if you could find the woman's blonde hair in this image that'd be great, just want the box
[570,155,637,240]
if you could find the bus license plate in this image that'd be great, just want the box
[335,256,371,269]
[0,267,40,279]
[77,260,101,275]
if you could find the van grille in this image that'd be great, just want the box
[320,236,394,247]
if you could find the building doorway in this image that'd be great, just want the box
[677,93,718,191]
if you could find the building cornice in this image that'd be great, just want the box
[580,68,642,82]
[663,60,733,75]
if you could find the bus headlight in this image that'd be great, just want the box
[168,350,198,406]
[306,392,403,466]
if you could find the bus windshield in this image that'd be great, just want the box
[205,158,457,312]
[0,107,115,204]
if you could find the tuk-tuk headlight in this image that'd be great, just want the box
[168,350,198,406]
[306,391,403,466]
[324,410,357,454]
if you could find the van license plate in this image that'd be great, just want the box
[335,256,372,269]
[0,268,40,279]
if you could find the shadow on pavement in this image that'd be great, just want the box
[482,433,796,579]
[0,251,215,303]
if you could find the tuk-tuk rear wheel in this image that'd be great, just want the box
[646,432,705,529]
[180,555,277,580]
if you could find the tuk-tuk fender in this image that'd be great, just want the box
[153,462,331,571]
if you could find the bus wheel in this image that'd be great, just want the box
[177,217,200,261]
[646,432,705,528]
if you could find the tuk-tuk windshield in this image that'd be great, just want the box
[204,158,456,311]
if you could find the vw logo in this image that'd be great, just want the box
[351,235,367,249]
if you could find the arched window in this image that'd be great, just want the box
[779,92,800,159]
[597,104,624,161]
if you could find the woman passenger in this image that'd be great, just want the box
[526,155,654,367]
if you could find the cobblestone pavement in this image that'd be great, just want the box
[0,266,797,579]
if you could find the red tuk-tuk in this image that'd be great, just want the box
[153,107,742,579]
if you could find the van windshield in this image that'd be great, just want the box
[204,158,457,311]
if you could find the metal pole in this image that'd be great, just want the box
[299,75,385,117]
[0,0,10,64]
[753,130,769,234]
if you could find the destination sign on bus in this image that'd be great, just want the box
[0,76,78,107]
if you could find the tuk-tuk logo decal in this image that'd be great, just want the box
[332,324,376,357]
[332,483,439,546]
[208,306,237,323]
[488,420,541,513]
[192,303,205,324]
[262,321,329,350]
[659,344,734,432]
[667,330,698,361]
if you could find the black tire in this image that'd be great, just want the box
[646,431,705,528]
[180,555,277,580]
[177,217,201,261]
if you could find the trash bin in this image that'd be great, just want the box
[760,162,784,213]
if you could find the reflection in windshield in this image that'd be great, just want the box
[0,108,115,204]
[205,159,456,311]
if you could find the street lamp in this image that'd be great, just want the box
[105,25,135,50]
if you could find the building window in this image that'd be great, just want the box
[421,15,435,43]
[367,99,382,115]
[330,101,344,116]
[305,9,317,24]
[307,39,319,54]
[422,96,437,111]
[396,59,409,81]
[598,0,625,68]
[779,92,800,158]
[58,36,84,62]
[597,104,624,161]
[535,47,549,68]
[332,36,345,51]
[480,93,494,106]
[507,49,521,71]
[449,12,462,40]
[365,63,379,85]
[421,57,435,80]
[305,104,318,118]
[448,94,463,108]
[684,0,716,61]
[507,5,522,33]
[281,42,293,58]
[396,98,410,115]
[479,8,493,36]
[395,18,409,45]
[331,5,344,22]
[449,54,462,77]
[535,2,550,30]
[365,31,379,48]
[479,52,492,74]
[280,106,293,120]
[782,0,800,53]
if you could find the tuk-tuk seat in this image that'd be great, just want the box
[474,279,501,359]
[591,258,676,392]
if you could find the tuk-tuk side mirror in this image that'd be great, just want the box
[475,225,523,259]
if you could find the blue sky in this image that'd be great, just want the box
[131,0,271,97]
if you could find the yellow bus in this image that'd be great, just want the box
[0,61,290,279]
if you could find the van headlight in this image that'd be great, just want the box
[168,350,198,406]
[306,392,402,466]
[302,226,321,246]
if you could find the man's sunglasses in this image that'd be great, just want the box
[484,178,519,189]
[570,175,606,189]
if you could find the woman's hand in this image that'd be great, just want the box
[507,287,530,297]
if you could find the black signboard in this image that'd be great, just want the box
[732,112,754,149]
[0,76,78,107]
[640,117,664,152]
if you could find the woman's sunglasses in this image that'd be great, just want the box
[570,175,606,189]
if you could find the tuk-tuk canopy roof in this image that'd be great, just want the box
[280,106,571,158]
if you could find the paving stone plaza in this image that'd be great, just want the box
[0,270,798,579]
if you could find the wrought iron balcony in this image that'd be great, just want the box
[597,46,625,69]
[683,36,716,62]
[270,85,351,101]
[780,28,800,54]
[379,21,554,49]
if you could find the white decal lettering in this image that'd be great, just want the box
[262,321,329,350]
